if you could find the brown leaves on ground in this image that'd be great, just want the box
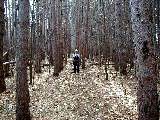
[0,59,138,120]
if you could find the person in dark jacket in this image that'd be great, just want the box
[73,49,80,73]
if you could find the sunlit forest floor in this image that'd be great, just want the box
[0,58,138,120]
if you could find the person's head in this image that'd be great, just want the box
[75,49,78,53]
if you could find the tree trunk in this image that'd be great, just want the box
[115,0,127,75]
[15,0,31,119]
[35,0,42,73]
[4,0,10,53]
[130,0,159,119]
[53,0,64,76]
[0,0,6,94]
[156,0,160,47]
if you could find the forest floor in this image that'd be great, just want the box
[0,58,138,120]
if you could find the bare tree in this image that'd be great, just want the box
[0,0,6,94]
[15,0,31,119]
[130,0,159,119]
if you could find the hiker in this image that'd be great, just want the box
[73,49,80,73]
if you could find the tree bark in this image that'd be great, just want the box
[16,0,31,119]
[35,0,42,73]
[156,0,160,47]
[130,0,159,119]
[115,0,127,75]
[0,0,6,94]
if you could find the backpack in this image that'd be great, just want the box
[73,54,80,64]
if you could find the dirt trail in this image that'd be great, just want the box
[0,58,138,120]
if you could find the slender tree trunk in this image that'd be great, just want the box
[130,0,159,119]
[11,0,15,59]
[8,0,12,54]
[4,0,9,52]
[48,0,54,66]
[35,1,42,73]
[0,0,6,94]
[75,0,81,50]
[53,0,64,76]
[113,0,120,71]
[16,0,31,119]
[115,0,127,75]
[156,0,160,47]
[29,0,36,84]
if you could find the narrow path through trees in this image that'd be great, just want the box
[0,58,138,120]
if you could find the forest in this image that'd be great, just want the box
[0,0,160,120]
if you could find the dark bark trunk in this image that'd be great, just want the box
[16,0,31,119]
[35,1,42,74]
[130,0,159,119]
[0,0,6,94]
[157,0,160,48]
[115,0,127,75]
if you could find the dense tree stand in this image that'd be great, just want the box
[1,0,160,119]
